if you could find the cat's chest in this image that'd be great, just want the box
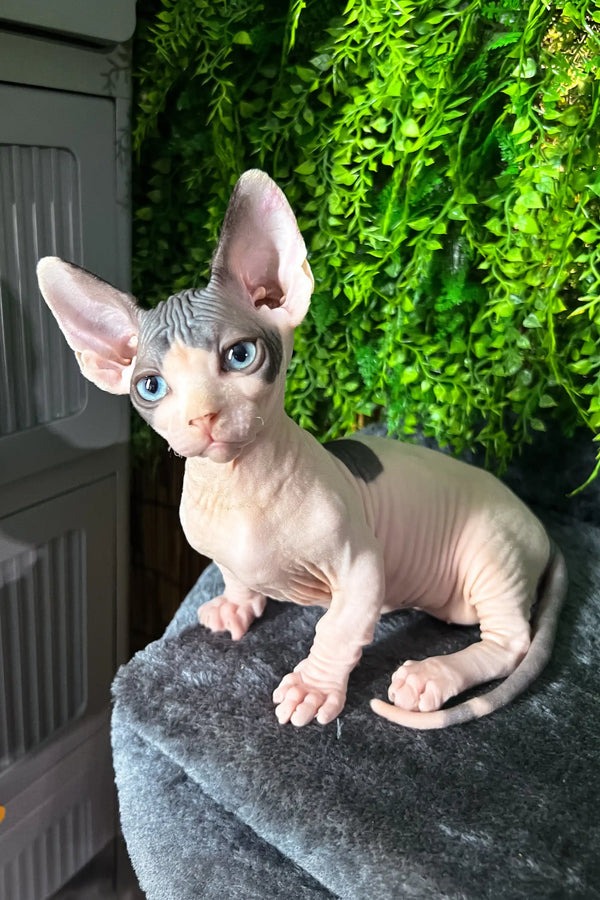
[181,494,335,606]
[179,482,286,574]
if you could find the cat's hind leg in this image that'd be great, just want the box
[388,587,534,714]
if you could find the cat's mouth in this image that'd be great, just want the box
[166,415,266,462]
[203,439,249,462]
[168,436,252,463]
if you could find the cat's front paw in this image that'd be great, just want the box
[198,595,262,641]
[388,658,456,713]
[273,670,346,727]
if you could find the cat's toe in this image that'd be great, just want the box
[388,659,449,712]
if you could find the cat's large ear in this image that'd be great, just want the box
[210,170,314,329]
[36,257,140,394]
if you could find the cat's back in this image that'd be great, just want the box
[331,435,549,612]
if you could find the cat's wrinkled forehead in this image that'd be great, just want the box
[138,288,227,356]
[137,285,284,382]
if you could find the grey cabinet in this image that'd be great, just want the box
[0,85,129,482]
[0,6,135,898]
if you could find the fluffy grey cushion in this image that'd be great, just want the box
[112,431,600,899]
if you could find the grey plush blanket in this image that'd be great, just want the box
[112,430,600,899]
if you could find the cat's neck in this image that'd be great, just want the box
[182,412,309,501]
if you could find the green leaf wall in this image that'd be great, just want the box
[132,0,600,477]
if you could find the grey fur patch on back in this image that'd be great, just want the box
[324,439,384,483]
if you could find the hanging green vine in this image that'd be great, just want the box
[132,0,600,478]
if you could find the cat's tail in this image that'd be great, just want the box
[370,543,568,730]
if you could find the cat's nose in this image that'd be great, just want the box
[188,411,219,431]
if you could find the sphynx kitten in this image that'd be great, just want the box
[36,169,567,729]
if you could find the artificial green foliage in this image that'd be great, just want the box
[132,0,600,478]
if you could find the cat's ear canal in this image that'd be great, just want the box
[209,170,314,330]
[37,257,140,394]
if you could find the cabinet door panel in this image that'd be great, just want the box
[0,0,136,44]
[0,477,116,776]
[0,84,128,487]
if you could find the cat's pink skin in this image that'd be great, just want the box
[36,169,567,730]
[178,403,552,728]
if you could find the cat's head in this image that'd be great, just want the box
[37,170,314,462]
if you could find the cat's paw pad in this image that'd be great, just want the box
[198,596,256,641]
[273,671,345,727]
[388,658,454,713]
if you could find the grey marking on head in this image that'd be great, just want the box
[138,290,220,357]
[136,287,284,383]
[260,327,283,383]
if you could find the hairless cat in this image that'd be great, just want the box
[36,169,567,729]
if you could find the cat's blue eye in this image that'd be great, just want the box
[224,341,257,372]
[136,375,168,402]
